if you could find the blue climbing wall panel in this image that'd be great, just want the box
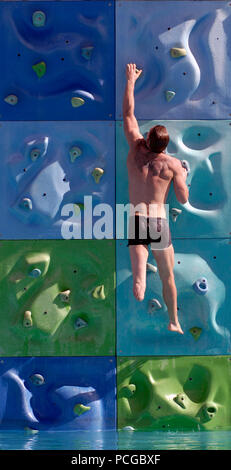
[0,1,115,120]
[116,1,231,120]
[0,121,115,239]
[117,238,231,356]
[0,357,116,430]
[116,120,231,239]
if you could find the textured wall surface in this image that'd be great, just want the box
[0,240,115,356]
[117,356,231,431]
[116,1,231,119]
[0,121,115,239]
[0,1,114,120]
[0,357,116,430]
[116,120,231,239]
[117,238,231,356]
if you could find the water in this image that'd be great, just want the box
[0,430,230,451]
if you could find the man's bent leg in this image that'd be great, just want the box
[129,244,149,301]
[151,244,183,334]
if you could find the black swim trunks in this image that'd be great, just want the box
[127,214,172,248]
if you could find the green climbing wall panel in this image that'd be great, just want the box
[117,356,231,431]
[0,240,115,356]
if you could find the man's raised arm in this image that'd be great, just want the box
[123,63,143,148]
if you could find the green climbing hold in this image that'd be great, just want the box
[23,311,33,328]
[170,47,187,58]
[165,90,176,102]
[69,146,82,162]
[30,148,41,162]
[21,198,32,211]
[73,203,84,217]
[71,97,85,108]
[170,208,182,222]
[4,94,18,106]
[60,289,71,303]
[92,167,104,183]
[74,404,91,416]
[32,61,46,78]
[32,11,46,27]
[189,327,202,341]
[121,384,136,399]
[92,285,105,300]
[81,46,94,60]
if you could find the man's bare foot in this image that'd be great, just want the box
[168,322,184,335]
[133,282,145,301]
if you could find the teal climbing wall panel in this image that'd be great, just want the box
[0,1,115,120]
[0,121,115,239]
[0,240,115,356]
[117,238,231,356]
[116,120,231,239]
[117,356,231,431]
[116,1,231,120]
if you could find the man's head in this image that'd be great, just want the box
[146,125,169,153]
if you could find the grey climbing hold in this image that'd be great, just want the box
[165,90,175,102]
[29,268,42,278]
[30,148,41,162]
[21,198,32,211]
[146,263,158,274]
[170,47,187,58]
[92,167,104,183]
[74,318,88,330]
[181,159,190,174]
[173,393,187,409]
[74,404,91,416]
[69,146,82,162]
[148,298,162,315]
[23,311,33,328]
[193,278,208,296]
[32,11,46,27]
[81,46,94,60]
[60,289,71,303]
[4,94,18,106]
[30,374,45,386]
[170,208,182,222]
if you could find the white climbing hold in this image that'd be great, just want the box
[123,426,135,431]
[60,289,71,303]
[4,94,18,106]
[181,159,190,174]
[23,311,33,328]
[21,198,32,211]
[146,263,158,274]
[170,208,182,222]
[148,299,162,315]
[165,90,175,102]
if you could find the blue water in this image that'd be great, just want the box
[0,430,231,451]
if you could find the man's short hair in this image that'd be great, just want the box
[147,125,169,153]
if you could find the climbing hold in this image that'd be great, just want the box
[181,159,190,174]
[73,203,84,217]
[135,67,142,77]
[193,278,208,296]
[71,97,85,108]
[32,61,46,78]
[121,384,136,399]
[21,198,32,211]
[148,298,162,315]
[4,94,18,106]
[92,167,104,183]
[30,148,41,162]
[146,263,158,274]
[173,393,187,409]
[81,46,94,60]
[32,11,46,27]
[24,427,39,434]
[170,47,187,58]
[123,426,135,431]
[201,404,217,421]
[165,90,175,102]
[74,318,88,330]
[23,311,33,328]
[189,326,202,341]
[92,285,105,300]
[69,146,82,162]
[30,373,45,386]
[29,268,42,278]
[170,208,182,222]
[60,289,71,303]
[74,404,91,416]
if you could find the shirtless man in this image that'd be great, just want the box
[123,63,189,335]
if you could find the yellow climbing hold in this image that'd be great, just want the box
[71,97,85,108]
[60,289,71,303]
[170,47,187,58]
[23,311,33,328]
[74,404,91,416]
[189,327,202,341]
[73,203,84,217]
[92,167,104,183]
[92,285,105,300]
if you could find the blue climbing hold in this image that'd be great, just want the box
[193,277,208,296]
[29,268,42,278]
[21,198,32,210]
[32,11,46,28]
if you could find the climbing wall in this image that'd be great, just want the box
[0,1,230,436]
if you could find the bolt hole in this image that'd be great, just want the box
[43,193,46,196]
[23,287,27,291]
[61,57,64,61]
[189,377,192,381]
[23,168,26,172]
[65,40,70,44]
[155,46,158,50]
[183,72,186,75]
[44,311,48,315]
[177,261,180,264]
[17,53,21,57]
[209,192,213,196]
[73,270,77,273]
[168,27,171,30]
[213,256,216,259]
